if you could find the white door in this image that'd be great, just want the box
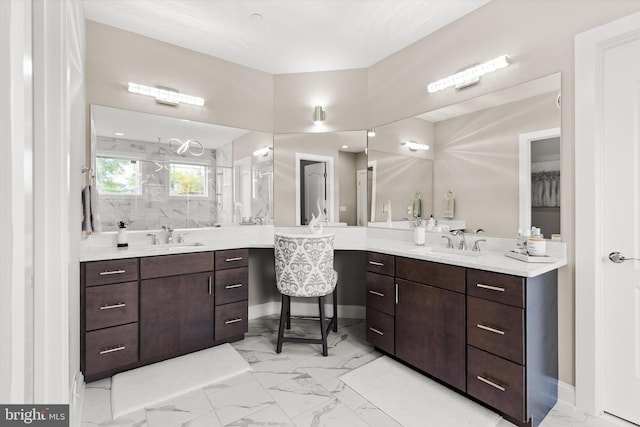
[304,162,326,224]
[601,35,640,425]
[356,169,367,226]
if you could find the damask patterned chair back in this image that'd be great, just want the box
[274,233,336,298]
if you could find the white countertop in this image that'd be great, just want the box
[79,225,566,278]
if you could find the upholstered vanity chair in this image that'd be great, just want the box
[274,233,338,356]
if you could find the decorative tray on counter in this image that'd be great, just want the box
[504,251,560,263]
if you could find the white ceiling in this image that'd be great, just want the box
[82,0,490,75]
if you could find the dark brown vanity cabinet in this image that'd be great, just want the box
[81,248,250,382]
[81,258,140,381]
[365,252,395,355]
[214,249,249,341]
[364,253,558,427]
[466,269,558,427]
[395,257,466,392]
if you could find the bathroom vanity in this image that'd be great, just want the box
[79,225,565,427]
[80,248,249,382]
[365,246,559,427]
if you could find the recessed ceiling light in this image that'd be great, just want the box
[341,145,349,149]
[114,132,124,136]
[250,13,263,23]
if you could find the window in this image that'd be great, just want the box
[96,157,141,195]
[169,163,208,197]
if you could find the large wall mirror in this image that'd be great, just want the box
[90,105,273,231]
[273,131,368,227]
[371,72,561,238]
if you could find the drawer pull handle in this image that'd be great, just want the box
[368,261,384,266]
[208,277,212,295]
[477,375,506,392]
[99,345,125,355]
[99,269,126,276]
[225,318,243,325]
[368,290,384,297]
[368,327,384,336]
[225,284,243,289]
[225,257,243,262]
[476,283,505,292]
[99,303,126,310]
[476,324,505,335]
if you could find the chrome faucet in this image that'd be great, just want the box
[451,230,466,251]
[162,224,174,244]
[441,235,455,248]
[472,239,486,252]
[178,231,189,243]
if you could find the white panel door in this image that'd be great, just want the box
[304,162,326,224]
[602,35,640,425]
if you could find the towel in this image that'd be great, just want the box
[443,191,455,219]
[82,184,102,233]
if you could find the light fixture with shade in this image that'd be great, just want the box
[127,82,205,107]
[427,54,511,94]
[367,129,376,137]
[401,140,430,152]
[313,106,326,125]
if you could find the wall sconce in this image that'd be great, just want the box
[253,146,272,157]
[427,54,511,94]
[313,106,326,125]
[367,129,376,137]
[401,141,430,152]
[127,82,205,107]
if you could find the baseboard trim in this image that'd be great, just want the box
[248,301,365,320]
[69,371,85,427]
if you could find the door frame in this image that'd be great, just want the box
[295,152,334,226]
[518,127,560,233]
[575,10,640,419]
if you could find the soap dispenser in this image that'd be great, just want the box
[117,221,129,248]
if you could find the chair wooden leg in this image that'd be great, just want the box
[319,296,328,356]
[276,294,289,353]
[332,286,338,332]
[286,295,291,329]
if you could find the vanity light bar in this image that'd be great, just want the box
[427,55,511,94]
[253,146,271,157]
[127,82,205,107]
[402,141,430,151]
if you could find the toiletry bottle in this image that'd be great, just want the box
[117,221,128,248]
[414,220,425,246]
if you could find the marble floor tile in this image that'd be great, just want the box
[320,378,367,411]
[266,374,335,419]
[81,409,148,427]
[231,335,280,364]
[204,373,274,425]
[144,389,213,427]
[179,412,223,427]
[81,385,113,424]
[292,400,369,427]
[225,403,295,427]
[250,356,304,389]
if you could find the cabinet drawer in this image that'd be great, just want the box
[366,252,394,276]
[140,252,214,279]
[215,267,248,305]
[85,281,138,331]
[366,272,395,316]
[215,249,249,270]
[467,269,524,308]
[467,346,525,422]
[215,300,248,341]
[85,323,138,377]
[467,296,524,364]
[366,307,394,355]
[396,257,466,294]
[84,258,138,287]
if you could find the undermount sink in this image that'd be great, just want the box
[410,246,483,257]
[143,242,205,251]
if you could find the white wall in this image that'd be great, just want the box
[0,0,33,404]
